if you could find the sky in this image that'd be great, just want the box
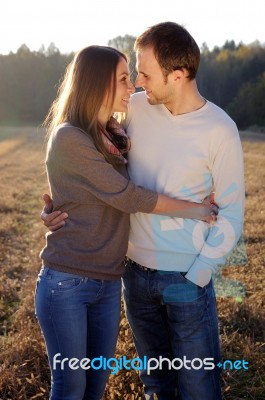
[0,0,264,55]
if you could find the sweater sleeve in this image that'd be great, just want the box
[185,122,245,287]
[47,125,158,214]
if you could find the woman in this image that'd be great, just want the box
[35,45,217,400]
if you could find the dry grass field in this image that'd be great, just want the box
[0,126,264,400]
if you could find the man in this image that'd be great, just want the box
[42,22,245,400]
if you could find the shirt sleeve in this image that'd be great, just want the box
[185,122,245,287]
[47,125,158,214]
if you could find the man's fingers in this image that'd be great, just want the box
[42,193,53,213]
[46,221,66,231]
[41,211,68,226]
[40,193,67,231]
[41,210,60,223]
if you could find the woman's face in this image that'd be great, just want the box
[111,57,135,113]
[98,57,135,125]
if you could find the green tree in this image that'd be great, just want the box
[108,35,137,83]
[227,73,265,129]
[0,44,73,124]
[1,39,265,129]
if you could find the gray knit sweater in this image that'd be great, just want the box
[40,123,158,280]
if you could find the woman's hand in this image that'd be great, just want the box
[202,193,219,226]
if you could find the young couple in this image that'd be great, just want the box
[36,22,245,400]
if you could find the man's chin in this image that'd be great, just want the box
[146,97,157,105]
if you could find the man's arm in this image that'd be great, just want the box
[185,124,245,287]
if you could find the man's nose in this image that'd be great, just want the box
[128,81,135,94]
[134,75,142,88]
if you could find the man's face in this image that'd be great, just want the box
[135,46,174,106]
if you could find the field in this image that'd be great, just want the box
[0,126,264,400]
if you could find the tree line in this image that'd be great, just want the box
[0,37,265,130]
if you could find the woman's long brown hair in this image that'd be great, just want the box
[44,45,127,164]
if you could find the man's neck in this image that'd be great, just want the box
[165,82,206,116]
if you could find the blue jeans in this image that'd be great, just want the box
[35,266,121,400]
[122,261,222,400]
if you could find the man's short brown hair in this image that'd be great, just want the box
[135,21,200,80]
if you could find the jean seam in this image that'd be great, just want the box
[204,287,221,397]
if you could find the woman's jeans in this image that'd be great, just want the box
[122,261,222,400]
[35,266,121,400]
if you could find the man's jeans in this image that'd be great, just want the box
[122,260,222,400]
[35,266,121,400]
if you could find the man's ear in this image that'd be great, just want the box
[172,68,186,81]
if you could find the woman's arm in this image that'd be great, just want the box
[41,193,217,231]
[153,194,217,222]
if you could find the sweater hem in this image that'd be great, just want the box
[42,260,124,281]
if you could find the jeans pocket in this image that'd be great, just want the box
[161,272,206,304]
[56,277,82,292]
[41,267,83,293]
[179,271,208,291]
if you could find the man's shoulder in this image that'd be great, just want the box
[205,101,239,142]
[206,101,236,127]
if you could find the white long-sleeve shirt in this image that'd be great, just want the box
[125,92,245,287]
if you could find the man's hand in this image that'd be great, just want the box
[41,193,68,231]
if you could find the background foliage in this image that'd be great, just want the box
[0,37,265,130]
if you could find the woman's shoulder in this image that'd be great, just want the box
[52,123,93,145]
[54,122,87,136]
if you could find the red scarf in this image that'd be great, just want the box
[101,117,131,164]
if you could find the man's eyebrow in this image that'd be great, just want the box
[135,67,147,75]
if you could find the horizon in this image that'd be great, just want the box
[0,36,264,57]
